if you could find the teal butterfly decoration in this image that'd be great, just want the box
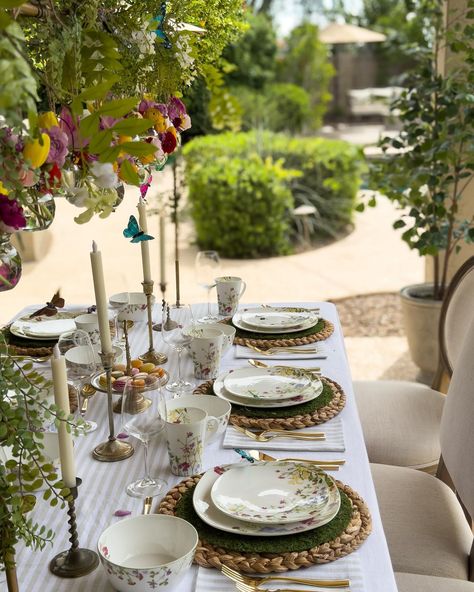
[123,215,154,243]
[152,2,172,49]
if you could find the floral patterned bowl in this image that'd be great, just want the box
[98,515,198,592]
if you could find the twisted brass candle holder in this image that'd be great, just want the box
[49,478,99,578]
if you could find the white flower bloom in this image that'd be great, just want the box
[131,29,156,57]
[69,187,89,208]
[176,35,195,70]
[90,162,118,189]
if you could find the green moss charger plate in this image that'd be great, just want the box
[174,481,352,554]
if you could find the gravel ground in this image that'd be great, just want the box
[329,292,404,337]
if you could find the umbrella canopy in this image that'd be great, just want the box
[319,23,386,44]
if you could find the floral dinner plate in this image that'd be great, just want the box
[223,366,312,402]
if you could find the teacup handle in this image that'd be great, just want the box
[239,281,247,298]
[205,416,219,442]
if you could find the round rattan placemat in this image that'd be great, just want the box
[193,376,345,430]
[157,475,372,573]
[230,318,334,349]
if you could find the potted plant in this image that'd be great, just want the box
[364,0,474,377]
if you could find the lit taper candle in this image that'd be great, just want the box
[90,241,113,354]
[137,198,152,283]
[51,345,76,488]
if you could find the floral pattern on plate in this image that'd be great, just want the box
[213,369,323,409]
[192,463,341,536]
[232,307,319,335]
[223,366,312,401]
[211,461,330,524]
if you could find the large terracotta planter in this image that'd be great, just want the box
[400,283,443,376]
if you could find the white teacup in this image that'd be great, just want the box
[215,276,247,316]
[109,292,155,322]
[164,404,218,476]
[74,313,101,346]
[186,327,224,379]
[204,323,236,354]
[168,395,231,443]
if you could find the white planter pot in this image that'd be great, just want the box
[400,283,443,375]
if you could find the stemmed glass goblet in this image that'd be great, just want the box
[121,378,167,498]
[161,302,194,396]
[57,329,98,433]
[195,250,221,323]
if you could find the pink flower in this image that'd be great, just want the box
[167,97,191,131]
[59,107,88,150]
[18,168,36,187]
[0,195,26,232]
[161,130,177,154]
[45,126,69,167]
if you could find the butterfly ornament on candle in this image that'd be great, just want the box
[123,215,155,243]
[30,290,65,318]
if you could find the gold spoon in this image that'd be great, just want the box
[80,383,97,417]
[248,359,321,374]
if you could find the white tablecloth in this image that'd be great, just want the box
[11,302,398,592]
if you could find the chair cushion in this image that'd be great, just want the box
[396,572,474,591]
[372,463,472,580]
[354,380,444,468]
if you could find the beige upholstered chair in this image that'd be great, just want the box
[354,256,474,470]
[396,572,474,591]
[371,315,474,581]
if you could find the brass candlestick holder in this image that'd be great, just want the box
[92,351,134,462]
[49,478,99,578]
[139,279,167,364]
[113,322,151,414]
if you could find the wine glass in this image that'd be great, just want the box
[57,329,98,433]
[109,293,130,347]
[121,378,167,498]
[161,302,194,396]
[195,250,221,323]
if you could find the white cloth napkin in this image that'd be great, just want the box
[223,418,345,452]
[235,343,328,360]
[195,553,365,592]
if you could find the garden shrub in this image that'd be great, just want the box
[185,155,297,258]
[184,131,364,246]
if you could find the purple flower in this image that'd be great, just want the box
[167,97,191,131]
[0,195,26,232]
[45,126,69,167]
[138,99,158,115]
[59,106,88,150]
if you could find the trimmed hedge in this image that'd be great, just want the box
[185,154,296,258]
[183,131,364,257]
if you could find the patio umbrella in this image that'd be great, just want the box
[319,23,386,44]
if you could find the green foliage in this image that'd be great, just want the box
[364,0,474,300]
[183,131,364,243]
[0,22,38,127]
[0,342,82,570]
[223,13,277,90]
[185,152,297,258]
[277,23,334,130]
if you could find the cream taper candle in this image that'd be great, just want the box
[137,199,152,283]
[159,214,166,286]
[51,345,76,488]
[90,241,113,354]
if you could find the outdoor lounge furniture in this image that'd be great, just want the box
[353,256,474,470]
[371,314,474,581]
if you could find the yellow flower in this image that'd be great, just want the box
[118,135,132,144]
[0,181,9,195]
[23,133,51,169]
[144,108,167,133]
[37,112,59,129]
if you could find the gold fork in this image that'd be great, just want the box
[248,359,321,374]
[247,450,345,470]
[246,344,320,356]
[232,424,325,442]
[221,565,350,589]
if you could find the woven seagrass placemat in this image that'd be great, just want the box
[193,376,345,430]
[157,475,371,573]
[227,317,334,349]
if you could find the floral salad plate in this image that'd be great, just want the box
[192,463,341,537]
[239,307,318,330]
[9,312,79,340]
[213,370,323,408]
[232,307,319,335]
[210,461,331,524]
[223,366,313,401]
